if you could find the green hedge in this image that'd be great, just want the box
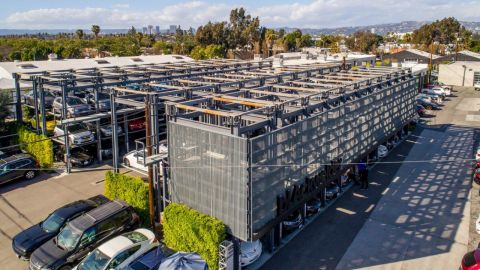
[164,203,226,270]
[17,126,53,168]
[104,171,149,224]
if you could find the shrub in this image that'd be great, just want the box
[104,171,149,224]
[163,203,226,270]
[17,126,53,168]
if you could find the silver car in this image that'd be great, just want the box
[54,123,95,146]
[52,96,91,117]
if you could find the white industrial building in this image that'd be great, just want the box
[0,54,194,91]
[439,61,480,86]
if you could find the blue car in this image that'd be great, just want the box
[124,245,174,270]
[416,99,440,110]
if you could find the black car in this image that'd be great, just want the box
[282,211,303,232]
[11,195,110,260]
[0,153,38,185]
[326,185,340,200]
[69,148,95,167]
[29,200,140,270]
[416,99,440,110]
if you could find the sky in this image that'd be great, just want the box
[1,0,480,29]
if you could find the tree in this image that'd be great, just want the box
[75,29,84,40]
[91,25,101,39]
[412,17,471,48]
[346,31,382,53]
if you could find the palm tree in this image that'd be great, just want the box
[75,29,84,40]
[91,25,101,39]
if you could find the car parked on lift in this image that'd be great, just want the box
[123,145,168,173]
[29,200,140,270]
[239,240,262,267]
[54,123,95,146]
[128,117,146,131]
[81,92,111,112]
[0,153,38,185]
[460,248,480,270]
[123,244,174,270]
[282,211,303,232]
[73,229,157,270]
[86,118,123,137]
[52,96,91,117]
[68,147,95,167]
[24,90,56,108]
[12,195,110,260]
[326,185,340,200]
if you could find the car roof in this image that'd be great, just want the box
[69,200,130,232]
[54,200,97,218]
[0,153,34,163]
[125,245,173,270]
[98,235,134,258]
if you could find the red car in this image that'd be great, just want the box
[474,167,480,185]
[128,118,146,131]
[461,249,480,270]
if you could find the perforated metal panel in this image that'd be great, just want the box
[168,121,250,240]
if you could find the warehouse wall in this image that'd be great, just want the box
[439,62,480,86]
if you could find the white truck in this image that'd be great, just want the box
[474,81,480,91]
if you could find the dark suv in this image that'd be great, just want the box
[12,195,110,260]
[0,153,37,185]
[29,200,139,270]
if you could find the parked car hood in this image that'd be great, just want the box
[71,152,92,161]
[30,238,69,269]
[13,224,54,254]
[69,104,90,110]
[69,130,92,138]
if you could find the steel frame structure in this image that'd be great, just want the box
[165,64,418,243]
[12,59,272,173]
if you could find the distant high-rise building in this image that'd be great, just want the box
[371,28,376,34]
[148,25,153,35]
[142,27,148,34]
[169,25,177,34]
[155,26,160,35]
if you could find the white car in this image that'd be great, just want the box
[377,145,388,158]
[421,88,446,98]
[240,240,262,267]
[477,215,480,234]
[73,228,157,270]
[433,86,451,96]
[475,148,480,162]
[474,81,480,91]
[123,144,168,173]
[54,123,95,145]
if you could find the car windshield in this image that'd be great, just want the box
[57,224,81,251]
[124,231,148,243]
[67,98,83,106]
[41,212,65,233]
[78,249,111,270]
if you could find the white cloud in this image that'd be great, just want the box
[4,1,231,29]
[2,0,480,29]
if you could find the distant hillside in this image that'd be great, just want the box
[0,29,130,36]
[279,21,480,36]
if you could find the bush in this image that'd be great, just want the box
[17,126,53,168]
[104,171,149,224]
[163,203,226,270]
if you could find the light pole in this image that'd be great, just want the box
[340,39,348,70]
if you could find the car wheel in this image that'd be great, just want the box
[24,170,36,180]
[124,158,130,167]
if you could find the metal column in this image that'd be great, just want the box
[61,83,71,174]
[39,79,47,136]
[124,112,129,153]
[32,78,40,132]
[13,73,22,122]
[145,95,156,229]
[94,86,102,162]
[110,92,120,173]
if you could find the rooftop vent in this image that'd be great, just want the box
[48,53,58,61]
[131,58,144,63]
[94,59,110,65]
[17,63,38,69]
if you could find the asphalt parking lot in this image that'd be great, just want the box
[0,164,140,270]
[262,86,480,270]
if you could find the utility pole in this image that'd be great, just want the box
[145,96,156,231]
[428,42,434,85]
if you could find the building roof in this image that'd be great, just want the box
[458,50,480,60]
[391,48,441,59]
[0,54,194,90]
